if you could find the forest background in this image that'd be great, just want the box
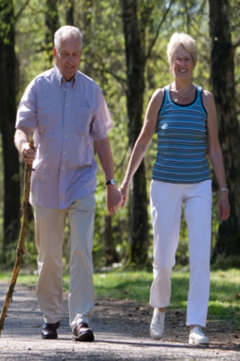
[0,0,240,272]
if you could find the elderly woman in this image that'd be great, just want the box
[120,32,230,344]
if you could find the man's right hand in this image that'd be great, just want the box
[21,142,35,165]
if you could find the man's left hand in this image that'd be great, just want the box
[106,185,122,214]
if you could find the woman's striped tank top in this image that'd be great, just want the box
[152,85,211,184]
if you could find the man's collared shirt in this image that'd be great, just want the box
[16,66,113,209]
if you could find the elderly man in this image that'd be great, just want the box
[14,25,121,342]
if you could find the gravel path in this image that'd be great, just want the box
[0,283,239,360]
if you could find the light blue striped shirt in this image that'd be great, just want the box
[152,85,210,183]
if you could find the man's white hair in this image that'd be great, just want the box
[54,25,83,51]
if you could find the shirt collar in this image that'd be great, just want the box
[54,65,77,87]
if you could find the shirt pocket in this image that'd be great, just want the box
[70,107,93,135]
[36,92,61,135]
[64,107,94,168]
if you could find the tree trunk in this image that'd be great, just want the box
[103,215,119,266]
[65,0,74,25]
[0,0,20,260]
[209,0,240,259]
[82,0,93,76]
[45,0,60,64]
[120,0,149,266]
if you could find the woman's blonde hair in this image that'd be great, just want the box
[167,32,197,66]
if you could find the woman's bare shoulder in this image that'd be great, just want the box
[202,88,215,111]
[149,87,165,109]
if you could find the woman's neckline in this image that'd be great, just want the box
[169,83,197,106]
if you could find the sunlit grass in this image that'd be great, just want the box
[0,268,239,325]
[94,270,152,303]
[0,272,37,285]
[209,269,240,323]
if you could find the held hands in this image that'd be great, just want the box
[218,191,230,221]
[21,142,36,165]
[106,181,129,214]
[107,184,122,214]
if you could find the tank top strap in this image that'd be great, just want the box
[158,85,170,116]
[196,85,202,99]
[196,85,207,116]
[164,84,171,99]
[159,85,171,111]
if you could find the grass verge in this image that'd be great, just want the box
[0,268,239,326]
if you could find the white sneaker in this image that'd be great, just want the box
[150,308,165,340]
[189,326,209,345]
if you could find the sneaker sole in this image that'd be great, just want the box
[150,330,163,340]
[189,338,209,345]
[150,334,163,340]
[73,330,94,342]
[41,333,58,340]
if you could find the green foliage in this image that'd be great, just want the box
[0,0,14,43]
[0,135,3,246]
[212,254,240,270]
[15,0,55,94]
[1,0,240,269]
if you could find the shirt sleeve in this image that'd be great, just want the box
[15,78,38,135]
[91,86,113,140]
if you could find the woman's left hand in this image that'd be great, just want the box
[218,191,230,221]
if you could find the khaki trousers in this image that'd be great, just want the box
[34,194,96,328]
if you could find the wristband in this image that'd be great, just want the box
[106,178,115,186]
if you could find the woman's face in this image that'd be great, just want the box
[170,45,194,80]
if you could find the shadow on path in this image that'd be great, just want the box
[0,283,239,361]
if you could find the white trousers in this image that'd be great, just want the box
[34,194,96,328]
[150,180,212,327]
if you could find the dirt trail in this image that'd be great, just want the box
[0,283,239,360]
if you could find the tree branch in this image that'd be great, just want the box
[145,0,175,62]
[15,0,31,22]
[233,39,240,49]
[96,65,127,94]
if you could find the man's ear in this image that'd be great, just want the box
[53,47,57,58]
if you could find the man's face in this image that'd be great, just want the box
[54,35,82,81]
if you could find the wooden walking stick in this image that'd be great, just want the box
[0,140,34,335]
